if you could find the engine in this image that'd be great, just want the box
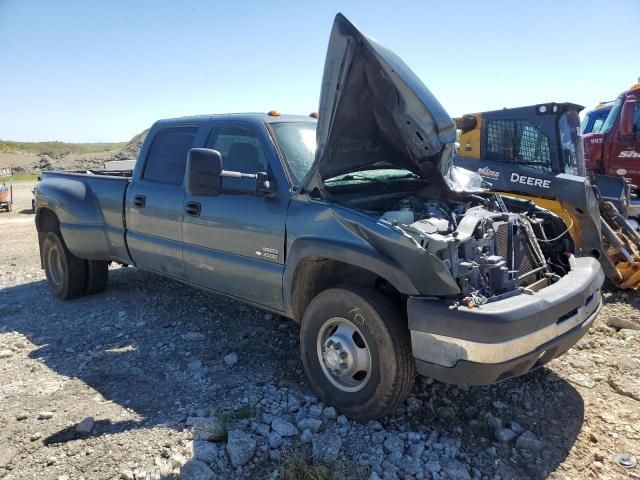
[380,197,561,302]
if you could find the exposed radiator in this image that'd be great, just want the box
[495,220,541,287]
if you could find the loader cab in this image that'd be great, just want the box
[456,102,586,178]
[454,103,631,214]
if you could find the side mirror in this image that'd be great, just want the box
[619,100,637,139]
[185,148,222,196]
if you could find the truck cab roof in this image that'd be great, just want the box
[151,112,317,129]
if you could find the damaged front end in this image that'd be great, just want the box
[401,198,568,304]
[333,187,573,305]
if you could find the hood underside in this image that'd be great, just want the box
[304,13,458,192]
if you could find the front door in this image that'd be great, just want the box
[182,122,287,310]
[126,125,197,280]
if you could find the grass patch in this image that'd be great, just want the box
[0,139,125,157]
[208,418,229,443]
[210,405,254,442]
[276,458,337,480]
[614,330,629,340]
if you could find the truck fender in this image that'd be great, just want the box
[36,177,111,261]
[283,237,421,320]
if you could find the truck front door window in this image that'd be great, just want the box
[206,124,267,173]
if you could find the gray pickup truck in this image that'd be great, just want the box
[35,14,603,420]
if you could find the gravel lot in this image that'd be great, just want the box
[1,181,639,480]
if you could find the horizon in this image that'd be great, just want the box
[1,0,637,143]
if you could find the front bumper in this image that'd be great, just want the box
[408,256,604,385]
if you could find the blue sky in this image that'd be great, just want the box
[1,0,637,142]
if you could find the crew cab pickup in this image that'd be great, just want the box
[35,14,603,420]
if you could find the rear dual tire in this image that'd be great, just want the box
[42,231,109,300]
[300,286,415,421]
[85,259,109,295]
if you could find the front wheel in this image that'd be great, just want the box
[300,286,415,421]
[42,231,86,300]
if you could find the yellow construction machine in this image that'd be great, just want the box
[453,102,640,290]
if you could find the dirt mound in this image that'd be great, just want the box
[2,130,148,174]
[108,130,148,163]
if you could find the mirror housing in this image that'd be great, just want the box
[619,100,637,139]
[185,148,223,196]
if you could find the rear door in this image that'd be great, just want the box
[126,125,197,279]
[182,121,288,309]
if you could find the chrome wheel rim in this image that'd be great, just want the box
[47,244,64,288]
[317,317,372,392]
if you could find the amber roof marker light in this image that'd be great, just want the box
[310,112,318,118]
[267,110,281,117]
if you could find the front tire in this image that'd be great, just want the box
[300,286,415,421]
[42,231,86,300]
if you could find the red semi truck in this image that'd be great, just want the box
[584,82,640,216]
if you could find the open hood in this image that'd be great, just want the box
[303,13,458,192]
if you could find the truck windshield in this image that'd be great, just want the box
[558,110,583,175]
[271,122,317,183]
[600,98,623,134]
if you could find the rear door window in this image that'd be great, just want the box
[143,126,198,184]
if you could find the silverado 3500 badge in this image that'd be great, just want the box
[255,247,279,260]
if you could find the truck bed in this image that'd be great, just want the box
[59,168,133,178]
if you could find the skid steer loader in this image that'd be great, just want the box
[453,102,640,290]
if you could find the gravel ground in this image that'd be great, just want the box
[1,182,639,480]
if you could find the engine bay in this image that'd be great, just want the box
[325,180,573,303]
